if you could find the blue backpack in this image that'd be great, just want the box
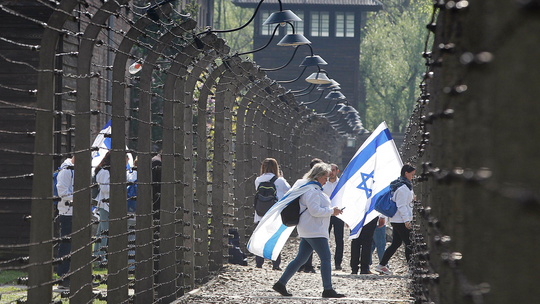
[53,170,61,198]
[374,187,397,217]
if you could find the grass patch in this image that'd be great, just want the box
[0,270,26,285]
[0,269,110,303]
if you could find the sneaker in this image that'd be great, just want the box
[373,264,393,275]
[304,268,317,273]
[272,266,282,271]
[272,282,292,297]
[322,289,345,298]
[335,265,342,270]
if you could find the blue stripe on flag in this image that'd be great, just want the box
[263,224,287,259]
[104,137,111,150]
[103,120,111,130]
[330,128,393,200]
[350,185,390,235]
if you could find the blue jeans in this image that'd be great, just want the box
[57,215,72,285]
[371,225,387,265]
[278,238,333,290]
[93,208,109,259]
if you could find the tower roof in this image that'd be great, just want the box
[232,0,383,10]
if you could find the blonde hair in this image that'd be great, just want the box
[303,163,331,181]
[260,158,279,176]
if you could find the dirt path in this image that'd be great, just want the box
[176,227,413,304]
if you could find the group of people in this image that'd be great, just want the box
[55,151,141,290]
[55,151,415,296]
[253,157,416,298]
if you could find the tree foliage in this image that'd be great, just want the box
[213,0,254,55]
[360,0,432,132]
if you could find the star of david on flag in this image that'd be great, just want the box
[329,122,403,240]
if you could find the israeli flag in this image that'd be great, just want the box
[330,122,402,240]
[247,180,320,261]
[91,120,133,174]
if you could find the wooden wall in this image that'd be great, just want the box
[0,1,51,260]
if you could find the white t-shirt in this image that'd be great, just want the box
[322,177,339,198]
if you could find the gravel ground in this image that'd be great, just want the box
[176,227,414,304]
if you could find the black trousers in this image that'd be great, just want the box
[380,222,411,266]
[350,217,378,273]
[256,254,281,268]
[328,216,345,267]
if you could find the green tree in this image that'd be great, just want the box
[214,0,254,55]
[360,0,432,132]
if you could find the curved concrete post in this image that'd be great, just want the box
[111,6,175,302]
[30,1,79,302]
[210,58,257,270]
[242,78,273,241]
[166,32,222,294]
[234,72,267,251]
[191,50,229,284]
[159,19,206,301]
[76,1,132,302]
[139,20,197,302]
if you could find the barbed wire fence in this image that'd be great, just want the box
[402,1,540,303]
[0,1,344,303]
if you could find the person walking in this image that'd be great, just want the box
[93,152,111,263]
[298,158,323,273]
[56,155,74,290]
[272,163,345,298]
[373,164,415,275]
[349,217,378,274]
[323,163,344,270]
[254,158,290,270]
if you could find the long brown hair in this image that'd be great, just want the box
[260,158,279,176]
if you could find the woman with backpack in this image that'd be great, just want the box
[373,163,415,275]
[254,158,291,270]
[272,163,345,298]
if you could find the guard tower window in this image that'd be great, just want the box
[260,10,272,36]
[336,12,355,37]
[310,11,329,37]
[286,11,304,35]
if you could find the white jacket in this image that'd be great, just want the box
[56,158,74,216]
[95,169,110,212]
[254,173,291,222]
[390,184,414,223]
[297,185,334,239]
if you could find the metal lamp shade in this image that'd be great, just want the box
[300,55,327,67]
[317,79,340,90]
[263,10,302,25]
[325,90,346,100]
[338,105,353,114]
[277,34,311,46]
[305,72,332,84]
